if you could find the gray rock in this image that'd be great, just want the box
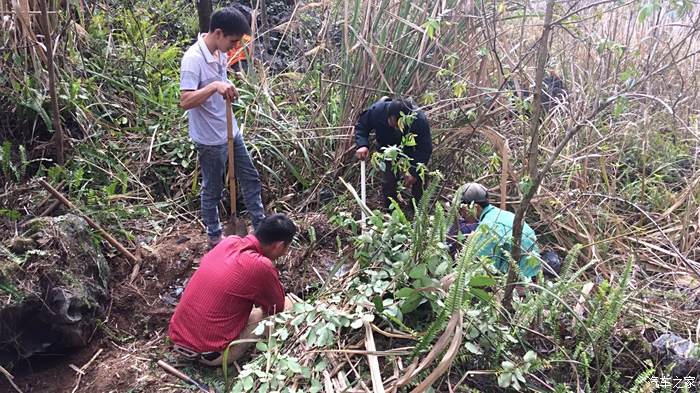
[0,214,110,367]
[652,333,700,376]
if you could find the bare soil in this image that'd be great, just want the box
[6,214,333,393]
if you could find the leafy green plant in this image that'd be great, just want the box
[0,141,30,181]
[497,350,538,390]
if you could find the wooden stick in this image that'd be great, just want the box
[0,366,24,393]
[364,321,385,393]
[371,324,415,340]
[35,181,64,212]
[37,179,138,263]
[71,348,103,393]
[226,97,237,217]
[38,199,62,218]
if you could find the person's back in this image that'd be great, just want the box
[354,97,433,208]
[474,205,540,278]
[168,214,296,365]
[169,235,285,352]
[355,98,430,152]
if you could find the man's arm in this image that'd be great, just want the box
[252,262,287,316]
[179,53,238,110]
[180,81,237,110]
[354,107,375,160]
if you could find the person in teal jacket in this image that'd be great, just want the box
[459,183,541,278]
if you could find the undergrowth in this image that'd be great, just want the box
[1,0,699,391]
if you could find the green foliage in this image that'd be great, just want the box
[422,17,441,40]
[397,111,417,133]
[453,80,467,98]
[624,361,655,393]
[410,172,442,264]
[0,209,21,221]
[0,141,30,182]
[617,126,692,211]
[497,350,538,391]
[411,219,484,357]
[223,300,364,392]
[638,1,661,22]
[581,257,632,353]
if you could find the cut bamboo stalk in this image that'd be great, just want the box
[364,321,385,393]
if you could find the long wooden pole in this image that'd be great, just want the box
[40,0,64,165]
[226,98,237,216]
[38,179,138,263]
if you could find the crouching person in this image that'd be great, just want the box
[168,214,297,365]
[441,183,541,291]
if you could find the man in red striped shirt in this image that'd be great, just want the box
[168,214,296,365]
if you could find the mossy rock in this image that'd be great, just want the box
[0,214,110,367]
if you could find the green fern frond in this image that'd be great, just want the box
[589,256,633,348]
[623,361,655,393]
[430,202,446,244]
[560,244,582,280]
[411,231,480,358]
[410,172,441,264]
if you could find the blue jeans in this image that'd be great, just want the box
[196,133,265,239]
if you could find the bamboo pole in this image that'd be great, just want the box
[364,321,385,393]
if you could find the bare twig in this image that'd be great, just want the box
[0,366,24,393]
[70,348,103,393]
[37,178,139,263]
[503,0,555,313]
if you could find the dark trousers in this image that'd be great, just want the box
[382,161,424,209]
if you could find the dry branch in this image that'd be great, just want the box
[0,365,24,393]
[37,178,139,263]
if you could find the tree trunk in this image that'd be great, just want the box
[197,0,212,34]
[258,0,271,49]
[40,0,64,165]
[502,0,555,314]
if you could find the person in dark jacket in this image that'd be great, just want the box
[354,97,433,208]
